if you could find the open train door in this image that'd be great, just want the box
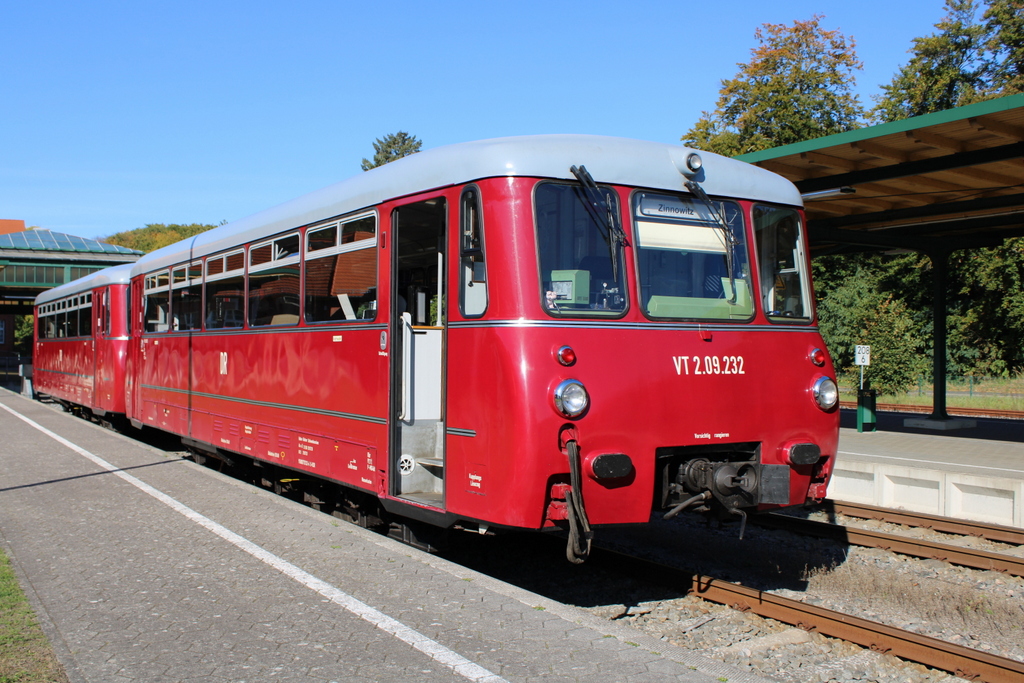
[389,196,447,508]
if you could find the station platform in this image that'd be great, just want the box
[0,389,762,683]
[830,409,1024,528]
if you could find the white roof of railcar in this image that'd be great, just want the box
[132,135,803,277]
[35,262,135,306]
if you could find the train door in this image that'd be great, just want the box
[89,289,101,410]
[93,287,106,411]
[390,197,447,507]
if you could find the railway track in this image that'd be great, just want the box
[826,500,1024,546]
[590,545,1024,683]
[838,401,1024,420]
[757,501,1024,577]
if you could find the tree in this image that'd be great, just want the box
[947,237,1024,376]
[814,256,930,395]
[683,16,864,156]
[981,0,1024,95]
[13,315,34,356]
[361,132,422,171]
[102,223,217,253]
[872,0,986,122]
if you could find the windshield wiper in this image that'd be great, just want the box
[684,178,738,305]
[570,164,626,283]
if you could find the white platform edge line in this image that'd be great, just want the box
[0,402,508,683]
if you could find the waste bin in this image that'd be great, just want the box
[857,388,876,433]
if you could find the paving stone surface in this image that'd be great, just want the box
[0,391,767,683]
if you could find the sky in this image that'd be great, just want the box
[2,0,949,240]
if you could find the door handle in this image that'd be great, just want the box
[399,312,412,421]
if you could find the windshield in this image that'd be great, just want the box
[754,205,812,322]
[536,182,627,316]
[633,192,753,320]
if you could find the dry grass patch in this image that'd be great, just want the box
[803,560,1023,645]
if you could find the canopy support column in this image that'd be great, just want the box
[904,247,976,430]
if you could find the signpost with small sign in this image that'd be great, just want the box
[855,345,870,389]
[854,345,875,432]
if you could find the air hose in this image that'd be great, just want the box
[662,490,711,520]
[565,440,592,564]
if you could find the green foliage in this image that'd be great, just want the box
[873,0,986,122]
[814,241,1024,388]
[361,131,423,171]
[814,256,929,394]
[13,316,33,356]
[948,237,1024,376]
[981,0,1024,95]
[872,0,1024,122]
[102,223,217,254]
[683,16,864,155]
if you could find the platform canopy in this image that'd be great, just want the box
[737,93,1024,256]
[0,229,141,315]
[737,94,1024,427]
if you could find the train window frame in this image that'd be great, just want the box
[143,269,172,333]
[533,181,629,319]
[66,297,79,338]
[79,295,93,338]
[102,289,111,336]
[248,232,301,328]
[459,185,488,318]
[204,250,246,330]
[630,191,755,323]
[752,203,813,325]
[303,211,378,324]
[170,261,203,331]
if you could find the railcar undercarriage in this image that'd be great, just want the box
[182,439,452,553]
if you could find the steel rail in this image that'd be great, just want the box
[838,401,1024,420]
[592,547,1024,683]
[756,513,1024,577]
[826,501,1024,546]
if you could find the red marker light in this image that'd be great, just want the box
[810,348,826,366]
[557,346,577,366]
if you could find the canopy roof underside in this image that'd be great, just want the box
[737,93,1024,256]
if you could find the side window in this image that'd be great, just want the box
[144,272,171,333]
[304,214,378,323]
[459,187,487,317]
[102,289,111,336]
[67,297,80,337]
[80,295,93,337]
[56,302,66,338]
[44,305,56,339]
[205,251,245,329]
[754,205,812,322]
[171,263,203,331]
[249,234,300,327]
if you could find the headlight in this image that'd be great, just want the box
[812,376,839,411]
[553,379,589,418]
[686,152,703,173]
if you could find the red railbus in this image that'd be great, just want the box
[39,136,839,560]
[34,263,133,419]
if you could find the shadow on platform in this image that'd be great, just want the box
[839,407,1024,443]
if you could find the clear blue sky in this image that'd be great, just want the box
[2,0,946,240]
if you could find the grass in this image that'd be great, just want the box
[840,374,1024,412]
[0,549,67,683]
